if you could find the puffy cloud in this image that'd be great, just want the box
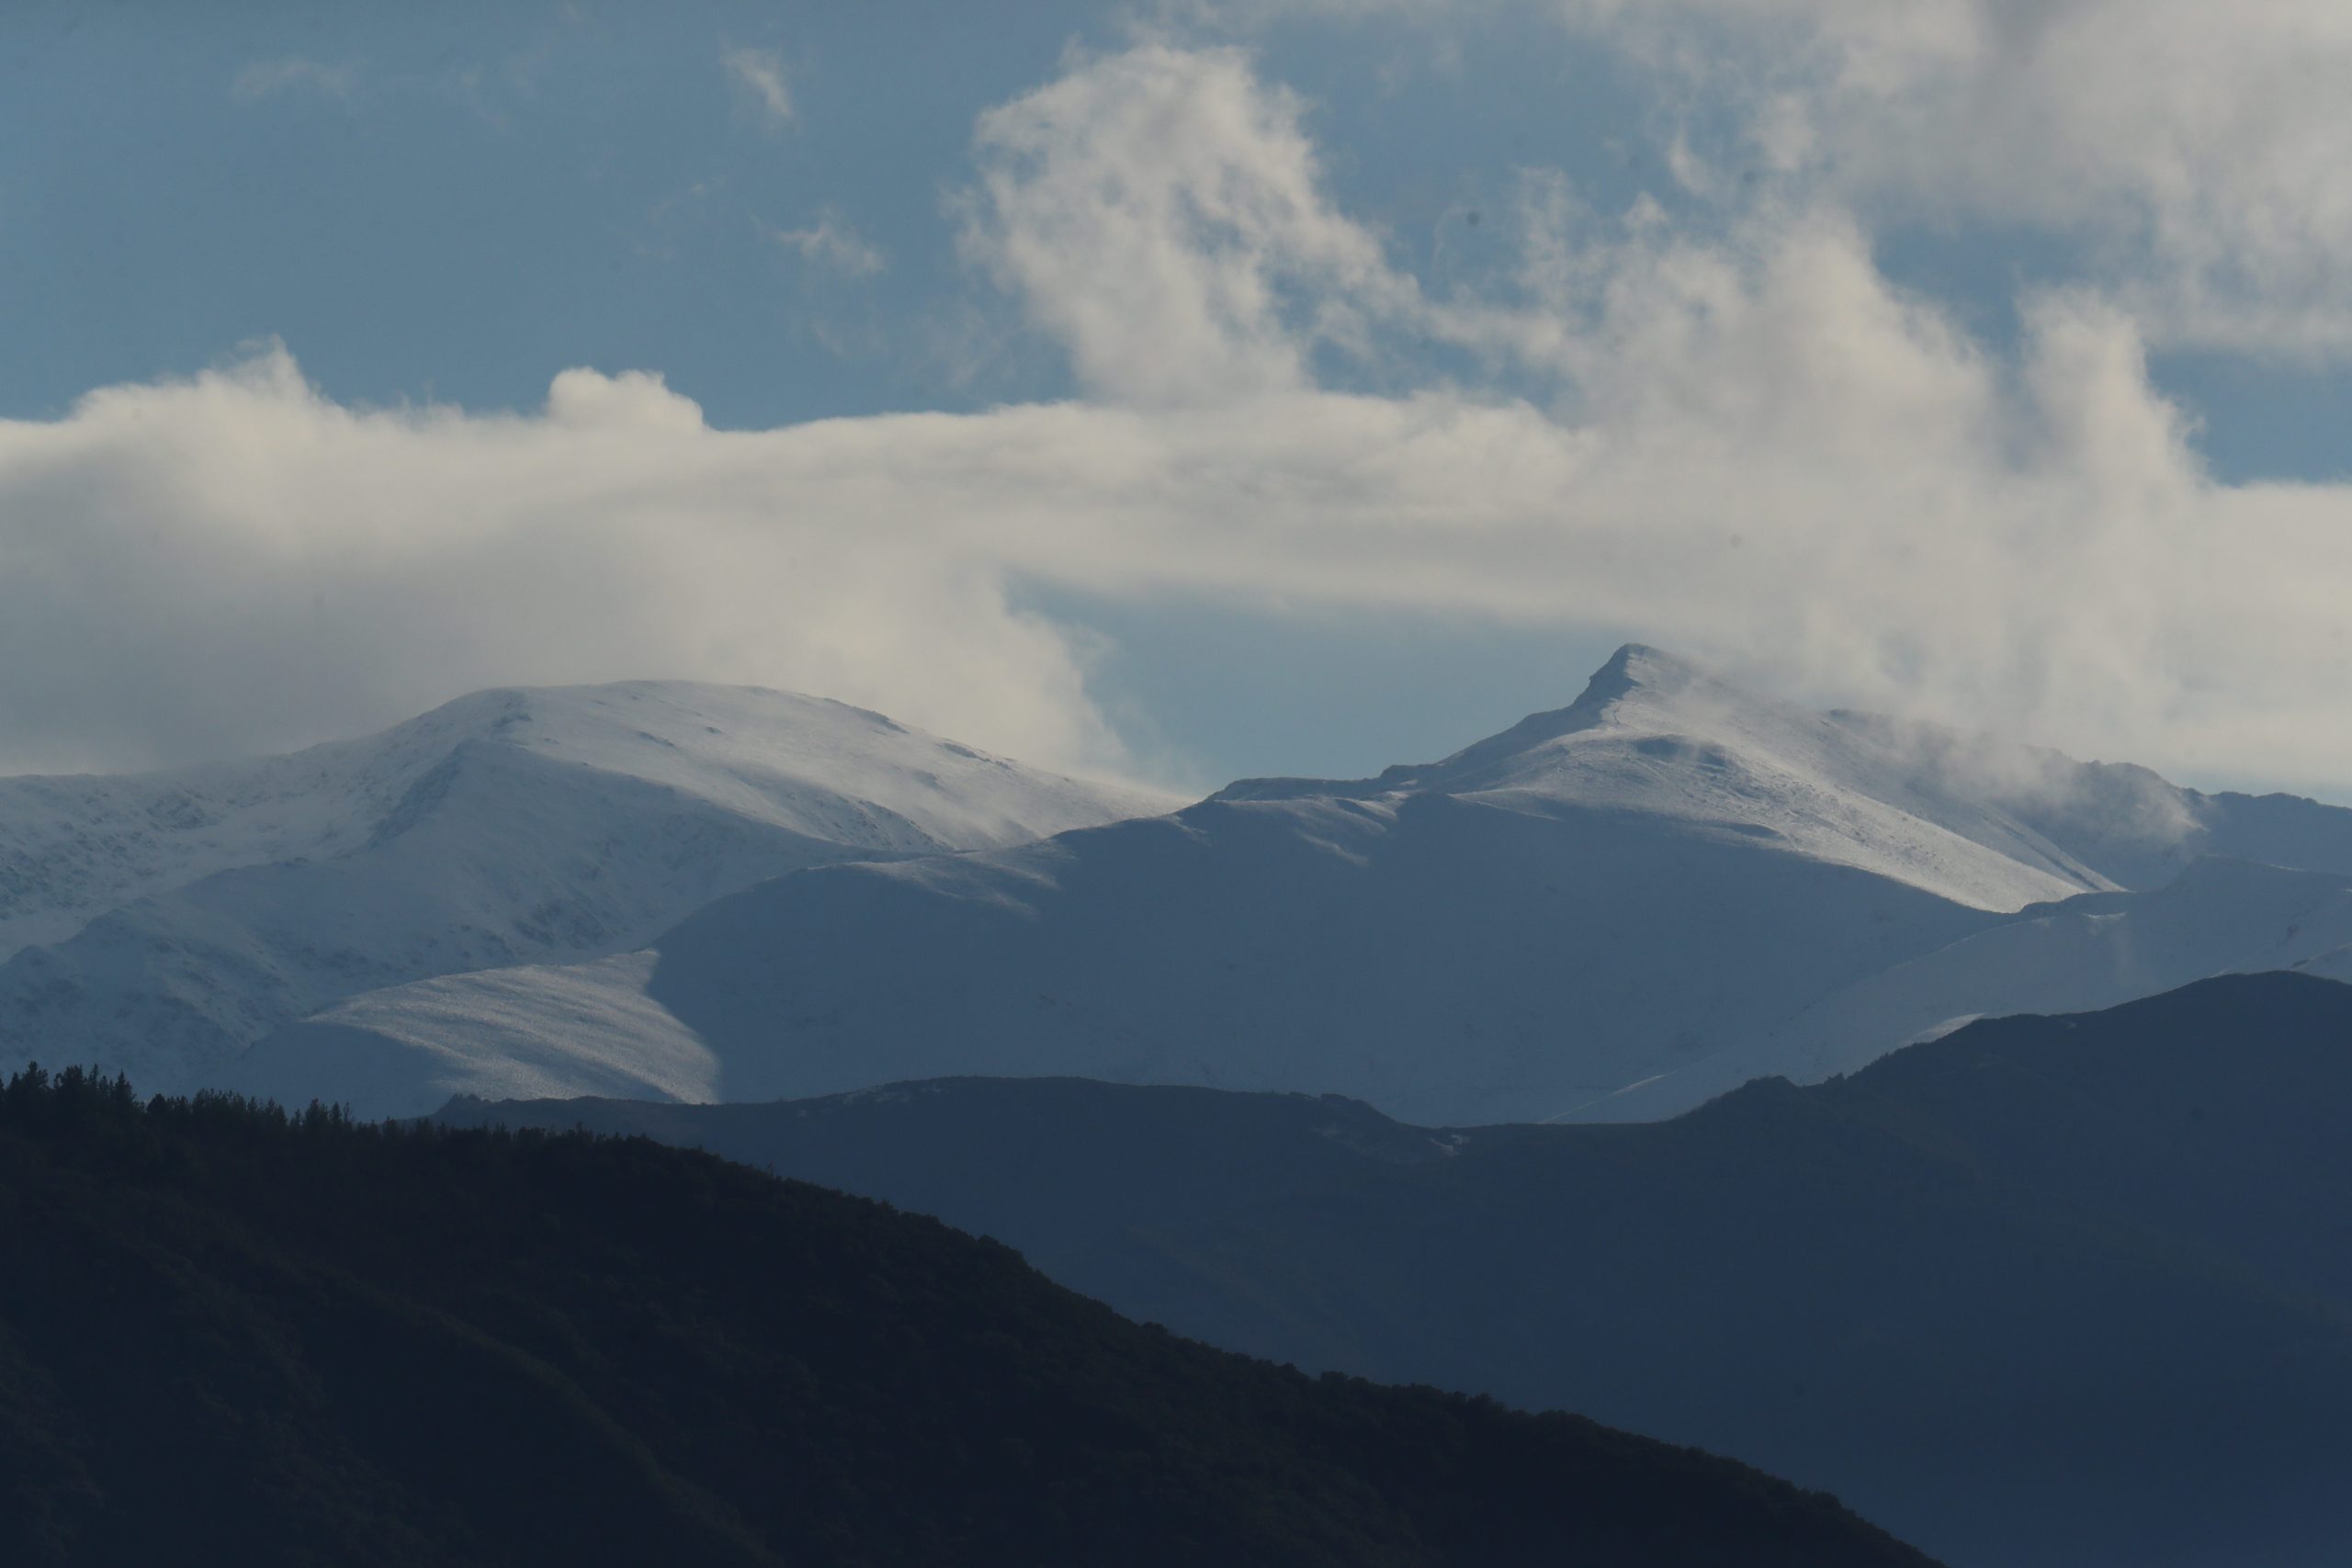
[543,367,709,432]
[962,45,1411,405]
[0,350,1112,778]
[10,42,2352,798]
[8,274,2351,792]
[1560,0,2352,357]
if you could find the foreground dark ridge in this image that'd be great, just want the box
[445,971,2352,1568]
[0,1067,1934,1568]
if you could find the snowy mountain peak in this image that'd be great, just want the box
[1216,644,2182,911]
[0,682,1174,1091]
[348,680,1176,854]
[1577,640,1707,708]
[1408,642,1742,789]
[1205,647,1609,803]
[224,648,2352,1126]
[0,681,1173,963]
[1215,644,1761,805]
[1469,640,1706,739]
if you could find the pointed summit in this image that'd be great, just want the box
[0,682,1170,1094]
[1577,642,1709,706]
[1210,643,2134,913]
[1422,644,1724,784]
[1215,645,1733,804]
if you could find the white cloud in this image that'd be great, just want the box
[8,272,2352,795]
[1557,0,2352,358]
[231,57,356,103]
[13,43,2352,799]
[770,213,888,277]
[0,350,1113,779]
[721,46,794,128]
[962,45,1410,405]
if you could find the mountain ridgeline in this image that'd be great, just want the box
[249,645,2352,1122]
[10,651,2352,1566]
[0,1065,1934,1568]
[0,682,1169,1096]
[444,974,2352,1568]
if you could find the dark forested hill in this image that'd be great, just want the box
[435,1076,1530,1277]
[447,973,2352,1568]
[0,1067,1934,1568]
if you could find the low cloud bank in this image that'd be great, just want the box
[6,41,2348,796]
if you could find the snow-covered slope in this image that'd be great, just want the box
[223,645,2286,1121]
[0,683,1171,1091]
[1584,855,2352,1121]
[236,795,2003,1119]
[225,645,2352,1121]
[1226,646,2135,911]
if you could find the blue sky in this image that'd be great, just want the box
[5,0,2351,794]
[7,3,1652,427]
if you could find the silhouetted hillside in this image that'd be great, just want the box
[449,974,2352,1567]
[435,1077,1535,1276]
[0,1066,1933,1568]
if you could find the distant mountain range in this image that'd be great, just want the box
[441,972,2352,1568]
[15,652,2352,1565]
[0,682,1168,1093]
[245,644,2352,1121]
[0,1064,1934,1568]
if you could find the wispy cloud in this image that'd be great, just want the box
[231,57,356,104]
[721,46,793,128]
[769,213,888,277]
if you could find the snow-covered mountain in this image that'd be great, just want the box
[1588,854,2352,1120]
[233,644,2352,1122]
[0,682,1171,1092]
